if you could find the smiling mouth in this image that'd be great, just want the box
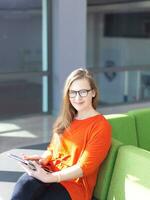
[74,102,84,105]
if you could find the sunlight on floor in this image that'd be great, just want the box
[0,130,37,138]
[0,123,37,138]
[0,123,20,133]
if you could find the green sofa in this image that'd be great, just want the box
[128,108,150,151]
[107,145,150,200]
[93,108,150,200]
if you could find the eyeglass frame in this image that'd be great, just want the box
[68,89,93,98]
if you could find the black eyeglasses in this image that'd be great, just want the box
[69,89,92,98]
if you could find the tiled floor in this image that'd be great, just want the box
[0,114,55,153]
[0,114,56,200]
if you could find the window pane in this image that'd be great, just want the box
[87,3,150,105]
[0,1,42,73]
[104,12,150,38]
[0,77,42,118]
[92,70,150,106]
[0,1,51,118]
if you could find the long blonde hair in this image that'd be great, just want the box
[53,68,99,135]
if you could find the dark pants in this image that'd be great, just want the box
[10,173,71,200]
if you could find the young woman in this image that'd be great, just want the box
[10,68,111,200]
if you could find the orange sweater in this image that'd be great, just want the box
[47,114,111,200]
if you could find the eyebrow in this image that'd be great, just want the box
[69,89,91,92]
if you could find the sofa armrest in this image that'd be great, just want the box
[107,145,150,200]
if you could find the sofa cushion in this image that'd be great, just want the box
[128,108,150,151]
[105,114,137,146]
[107,146,150,200]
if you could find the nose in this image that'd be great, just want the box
[75,92,82,100]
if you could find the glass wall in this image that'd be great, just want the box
[87,1,150,106]
[0,76,42,116]
[0,0,51,118]
[0,9,42,72]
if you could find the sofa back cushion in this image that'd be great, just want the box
[105,114,137,146]
[128,108,150,151]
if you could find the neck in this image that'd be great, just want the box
[76,108,98,120]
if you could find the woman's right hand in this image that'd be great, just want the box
[22,154,42,161]
[38,157,51,166]
[22,150,53,166]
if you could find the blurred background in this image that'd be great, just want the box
[0,0,150,151]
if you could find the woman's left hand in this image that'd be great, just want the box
[19,161,50,183]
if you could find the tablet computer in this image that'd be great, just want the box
[8,153,37,171]
[7,153,52,172]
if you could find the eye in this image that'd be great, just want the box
[80,89,86,94]
[79,90,87,96]
[69,90,76,97]
[69,90,76,95]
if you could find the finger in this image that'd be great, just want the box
[38,159,43,165]
[19,153,26,160]
[21,154,30,160]
[24,155,41,161]
[39,158,48,165]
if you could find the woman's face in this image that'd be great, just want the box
[69,78,95,113]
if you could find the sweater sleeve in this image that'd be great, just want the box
[77,119,111,176]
